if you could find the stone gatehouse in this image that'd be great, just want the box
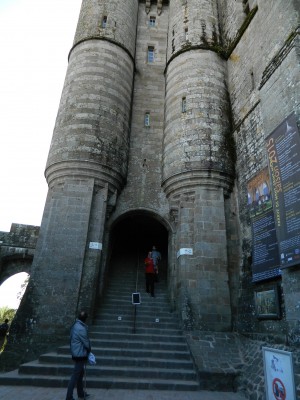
[1,0,299,397]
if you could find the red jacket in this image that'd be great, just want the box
[145,257,155,274]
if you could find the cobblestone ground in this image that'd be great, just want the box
[0,386,247,400]
[186,332,300,400]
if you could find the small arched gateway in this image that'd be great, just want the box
[101,211,170,299]
[0,223,38,286]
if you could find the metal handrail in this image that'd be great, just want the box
[132,250,141,334]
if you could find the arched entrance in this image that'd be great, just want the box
[106,212,169,293]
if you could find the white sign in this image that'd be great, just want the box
[263,347,296,400]
[89,242,102,250]
[177,248,193,258]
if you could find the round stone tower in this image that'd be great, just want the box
[7,0,139,363]
[46,0,139,193]
[163,0,235,331]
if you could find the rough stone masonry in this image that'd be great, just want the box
[1,1,299,398]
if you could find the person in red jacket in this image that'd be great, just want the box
[144,251,155,297]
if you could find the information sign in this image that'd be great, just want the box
[263,347,296,400]
[265,113,300,268]
[177,248,193,258]
[247,169,280,281]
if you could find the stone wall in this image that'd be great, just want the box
[175,188,232,331]
[73,0,139,58]
[0,224,39,285]
[167,0,220,61]
[1,0,300,385]
[186,331,300,399]
[226,0,300,337]
[0,223,39,248]
[111,1,169,217]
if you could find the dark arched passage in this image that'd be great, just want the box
[108,212,169,285]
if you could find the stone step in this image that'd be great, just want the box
[57,346,192,360]
[92,318,180,330]
[39,352,195,369]
[94,307,178,317]
[18,361,198,381]
[89,325,183,335]
[100,290,169,299]
[94,319,176,327]
[85,338,189,352]
[100,301,169,309]
[95,307,176,317]
[96,298,171,306]
[87,332,186,343]
[0,370,200,391]
[0,261,200,391]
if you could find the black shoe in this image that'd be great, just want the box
[78,394,91,399]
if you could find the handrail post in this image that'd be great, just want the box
[132,292,140,334]
[133,305,137,334]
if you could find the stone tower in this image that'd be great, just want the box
[9,0,234,360]
[163,0,234,331]
[4,0,299,367]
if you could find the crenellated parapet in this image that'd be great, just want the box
[145,0,167,15]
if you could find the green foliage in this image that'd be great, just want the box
[0,306,16,323]
[17,275,29,301]
[0,307,15,353]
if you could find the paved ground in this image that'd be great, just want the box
[0,386,247,399]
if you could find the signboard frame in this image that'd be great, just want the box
[265,113,300,269]
[263,347,296,400]
[132,292,141,305]
[254,284,280,319]
[247,168,281,282]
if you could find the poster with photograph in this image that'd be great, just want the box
[263,347,296,400]
[254,286,280,319]
[248,168,280,282]
[265,113,300,268]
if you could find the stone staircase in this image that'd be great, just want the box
[0,258,200,390]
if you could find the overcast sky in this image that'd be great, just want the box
[0,0,82,232]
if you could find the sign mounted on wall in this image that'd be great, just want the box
[249,113,300,281]
[177,248,193,258]
[89,242,102,250]
[254,285,280,319]
[262,347,296,400]
[247,168,280,282]
[265,113,300,269]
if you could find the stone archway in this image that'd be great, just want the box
[0,255,32,287]
[0,272,30,310]
[105,211,169,293]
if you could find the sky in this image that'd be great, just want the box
[0,0,82,232]
[0,272,28,309]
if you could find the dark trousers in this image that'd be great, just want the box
[145,273,155,296]
[0,336,6,351]
[66,359,85,400]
